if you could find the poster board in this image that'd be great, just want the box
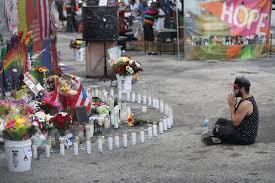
[184,0,271,60]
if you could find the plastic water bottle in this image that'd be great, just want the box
[203,118,209,133]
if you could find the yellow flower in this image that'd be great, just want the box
[13,117,26,128]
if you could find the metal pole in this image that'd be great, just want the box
[176,0,180,60]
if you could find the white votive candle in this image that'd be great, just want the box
[32,145,38,159]
[140,129,145,143]
[115,134,120,148]
[86,140,91,154]
[153,123,158,137]
[160,100,164,113]
[167,117,171,129]
[131,92,136,102]
[163,118,168,131]
[73,142,79,156]
[110,88,114,97]
[156,99,160,109]
[60,143,65,156]
[148,126,153,140]
[108,136,113,151]
[123,133,128,148]
[143,95,147,105]
[98,138,103,152]
[131,131,136,145]
[137,94,141,103]
[148,96,152,106]
[118,90,122,100]
[159,122,164,134]
[95,89,99,97]
[45,145,51,158]
[127,92,131,102]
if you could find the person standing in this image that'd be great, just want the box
[143,2,158,55]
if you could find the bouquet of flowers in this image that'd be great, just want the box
[69,40,85,49]
[90,97,110,115]
[0,101,11,117]
[49,112,72,136]
[109,56,143,77]
[2,115,35,141]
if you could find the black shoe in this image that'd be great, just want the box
[150,52,158,55]
[201,136,222,146]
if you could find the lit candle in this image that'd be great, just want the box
[159,121,164,134]
[131,92,136,102]
[137,94,141,103]
[148,96,152,106]
[59,138,65,156]
[32,145,38,159]
[140,129,145,143]
[153,122,158,137]
[143,95,147,105]
[98,137,103,152]
[141,106,147,113]
[118,90,122,100]
[163,118,168,131]
[73,142,78,156]
[148,126,153,140]
[123,133,128,148]
[115,134,120,148]
[131,131,136,145]
[86,140,91,154]
[45,144,51,158]
[108,136,113,151]
[127,92,131,101]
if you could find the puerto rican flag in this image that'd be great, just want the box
[38,0,50,39]
[72,84,91,112]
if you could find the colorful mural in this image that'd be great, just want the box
[184,0,271,60]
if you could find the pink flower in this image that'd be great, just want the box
[5,119,16,129]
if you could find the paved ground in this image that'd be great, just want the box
[0,32,275,183]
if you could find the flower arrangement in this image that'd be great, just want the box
[49,112,72,136]
[90,97,110,115]
[128,113,135,127]
[109,56,143,77]
[0,101,11,117]
[127,113,148,127]
[2,115,35,141]
[69,40,85,49]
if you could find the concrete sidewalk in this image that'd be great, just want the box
[1,33,275,183]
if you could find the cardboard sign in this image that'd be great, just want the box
[23,72,44,95]
[76,106,89,124]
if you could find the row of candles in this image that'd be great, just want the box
[32,116,173,158]
[32,87,174,158]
